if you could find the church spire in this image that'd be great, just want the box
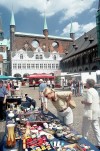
[10,10,15,26]
[44,13,48,30]
[70,20,75,40]
[43,12,48,37]
[0,16,4,40]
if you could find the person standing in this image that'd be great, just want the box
[33,80,36,90]
[47,79,51,87]
[39,79,47,110]
[43,87,75,127]
[0,80,8,121]
[51,80,55,88]
[81,79,100,149]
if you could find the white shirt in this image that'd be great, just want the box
[84,88,100,120]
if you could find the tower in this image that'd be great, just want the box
[70,20,75,41]
[10,10,15,51]
[0,16,4,40]
[43,13,49,51]
[96,0,100,67]
[9,10,15,75]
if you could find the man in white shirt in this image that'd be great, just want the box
[81,79,100,149]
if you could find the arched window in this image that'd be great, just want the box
[31,40,39,48]
[52,41,59,48]
[20,54,23,59]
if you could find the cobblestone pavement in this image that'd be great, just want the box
[0,86,99,145]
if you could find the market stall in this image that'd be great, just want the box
[1,104,99,151]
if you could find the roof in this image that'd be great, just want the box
[15,32,72,41]
[63,27,97,60]
[0,39,8,46]
[10,11,15,26]
[44,14,48,30]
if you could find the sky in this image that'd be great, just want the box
[0,0,98,39]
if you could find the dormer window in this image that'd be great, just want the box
[20,54,23,59]
[84,33,88,40]
[73,43,76,47]
[89,35,94,43]
[75,45,78,50]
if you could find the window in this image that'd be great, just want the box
[31,40,39,48]
[36,64,39,69]
[18,64,21,69]
[27,64,30,69]
[40,55,43,59]
[52,41,59,48]
[31,64,35,69]
[36,55,39,59]
[52,64,55,69]
[13,64,17,69]
[0,47,4,52]
[56,64,59,69]
[48,64,51,69]
[20,54,23,59]
[44,64,47,69]
[40,64,43,69]
[22,64,26,69]
[54,55,56,60]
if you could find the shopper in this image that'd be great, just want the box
[39,79,47,110]
[0,80,8,121]
[81,79,100,149]
[43,87,75,127]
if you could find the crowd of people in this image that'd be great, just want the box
[0,78,100,149]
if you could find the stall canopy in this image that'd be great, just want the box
[0,75,22,80]
[27,74,54,79]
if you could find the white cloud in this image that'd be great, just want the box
[61,22,96,39]
[0,0,97,21]
[89,8,97,13]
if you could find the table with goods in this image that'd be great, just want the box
[1,103,100,151]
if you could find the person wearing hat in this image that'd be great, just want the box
[0,80,8,121]
[43,87,75,127]
[39,79,47,110]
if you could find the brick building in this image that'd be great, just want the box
[60,0,100,73]
[9,11,73,77]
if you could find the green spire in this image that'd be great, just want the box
[10,11,15,26]
[70,20,74,33]
[44,13,48,30]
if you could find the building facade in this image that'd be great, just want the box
[9,11,73,77]
[60,0,100,73]
[0,16,10,75]
[12,48,62,77]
